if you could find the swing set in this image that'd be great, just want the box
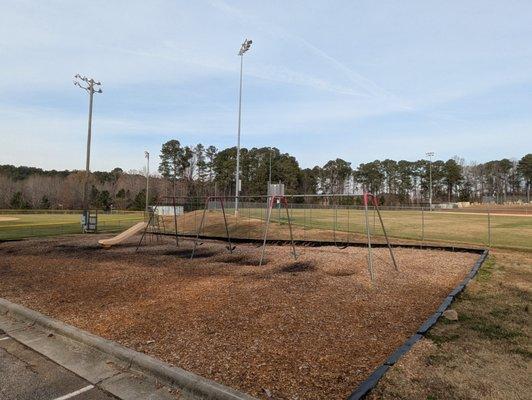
[133,193,398,282]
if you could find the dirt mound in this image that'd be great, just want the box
[0,216,20,222]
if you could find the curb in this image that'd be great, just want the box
[0,299,257,400]
[347,249,489,400]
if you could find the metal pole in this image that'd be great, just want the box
[235,54,244,216]
[144,151,150,217]
[284,199,298,260]
[374,201,399,271]
[487,204,491,248]
[347,205,350,245]
[421,205,425,248]
[172,196,179,247]
[191,199,208,259]
[363,195,375,282]
[427,152,434,211]
[259,197,274,266]
[136,211,154,252]
[268,147,272,190]
[220,198,234,253]
[82,81,94,218]
[74,75,101,232]
[429,159,432,210]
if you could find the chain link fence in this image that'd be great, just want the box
[1,200,530,251]
[152,196,531,251]
[0,211,143,240]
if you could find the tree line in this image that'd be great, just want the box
[0,143,530,210]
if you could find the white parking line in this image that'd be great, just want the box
[52,385,94,400]
[0,336,11,341]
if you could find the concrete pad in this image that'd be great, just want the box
[0,299,246,400]
[0,313,34,333]
[7,325,128,384]
[100,372,178,400]
[0,338,115,400]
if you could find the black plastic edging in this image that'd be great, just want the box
[346,249,489,400]
[156,232,485,255]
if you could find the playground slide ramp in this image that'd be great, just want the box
[98,221,148,248]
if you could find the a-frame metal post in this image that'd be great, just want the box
[191,196,234,260]
[190,198,208,259]
[136,204,157,252]
[259,195,297,266]
[371,196,399,271]
[363,193,375,282]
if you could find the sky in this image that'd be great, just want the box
[0,0,531,172]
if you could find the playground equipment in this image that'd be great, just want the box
[98,221,147,248]
[122,193,398,282]
[190,196,234,259]
[362,192,399,281]
[259,195,297,266]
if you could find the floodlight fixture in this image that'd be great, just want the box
[238,39,252,56]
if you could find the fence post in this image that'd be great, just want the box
[421,205,425,248]
[303,206,307,241]
[487,204,491,249]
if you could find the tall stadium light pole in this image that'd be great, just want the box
[268,147,272,192]
[235,38,252,215]
[426,151,434,210]
[144,151,150,217]
[74,74,102,228]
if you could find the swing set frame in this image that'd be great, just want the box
[134,193,398,282]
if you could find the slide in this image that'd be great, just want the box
[98,222,148,248]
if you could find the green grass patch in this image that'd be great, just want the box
[510,347,532,359]
[243,207,532,250]
[476,257,496,281]
[0,213,144,240]
[489,307,511,318]
[470,321,523,340]
[460,310,524,341]
[426,332,461,345]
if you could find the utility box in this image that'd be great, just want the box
[81,210,98,233]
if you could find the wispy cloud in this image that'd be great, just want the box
[1,0,531,170]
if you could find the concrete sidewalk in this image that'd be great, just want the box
[0,316,179,400]
[0,299,256,400]
[1,332,116,400]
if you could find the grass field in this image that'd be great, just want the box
[1,207,530,251]
[0,212,144,240]
[174,206,532,251]
[369,250,531,399]
[277,208,532,251]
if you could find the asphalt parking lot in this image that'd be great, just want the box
[0,332,117,400]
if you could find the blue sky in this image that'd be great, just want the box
[0,0,531,171]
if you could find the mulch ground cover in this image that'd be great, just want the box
[0,234,477,399]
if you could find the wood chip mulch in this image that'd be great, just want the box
[0,235,477,399]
